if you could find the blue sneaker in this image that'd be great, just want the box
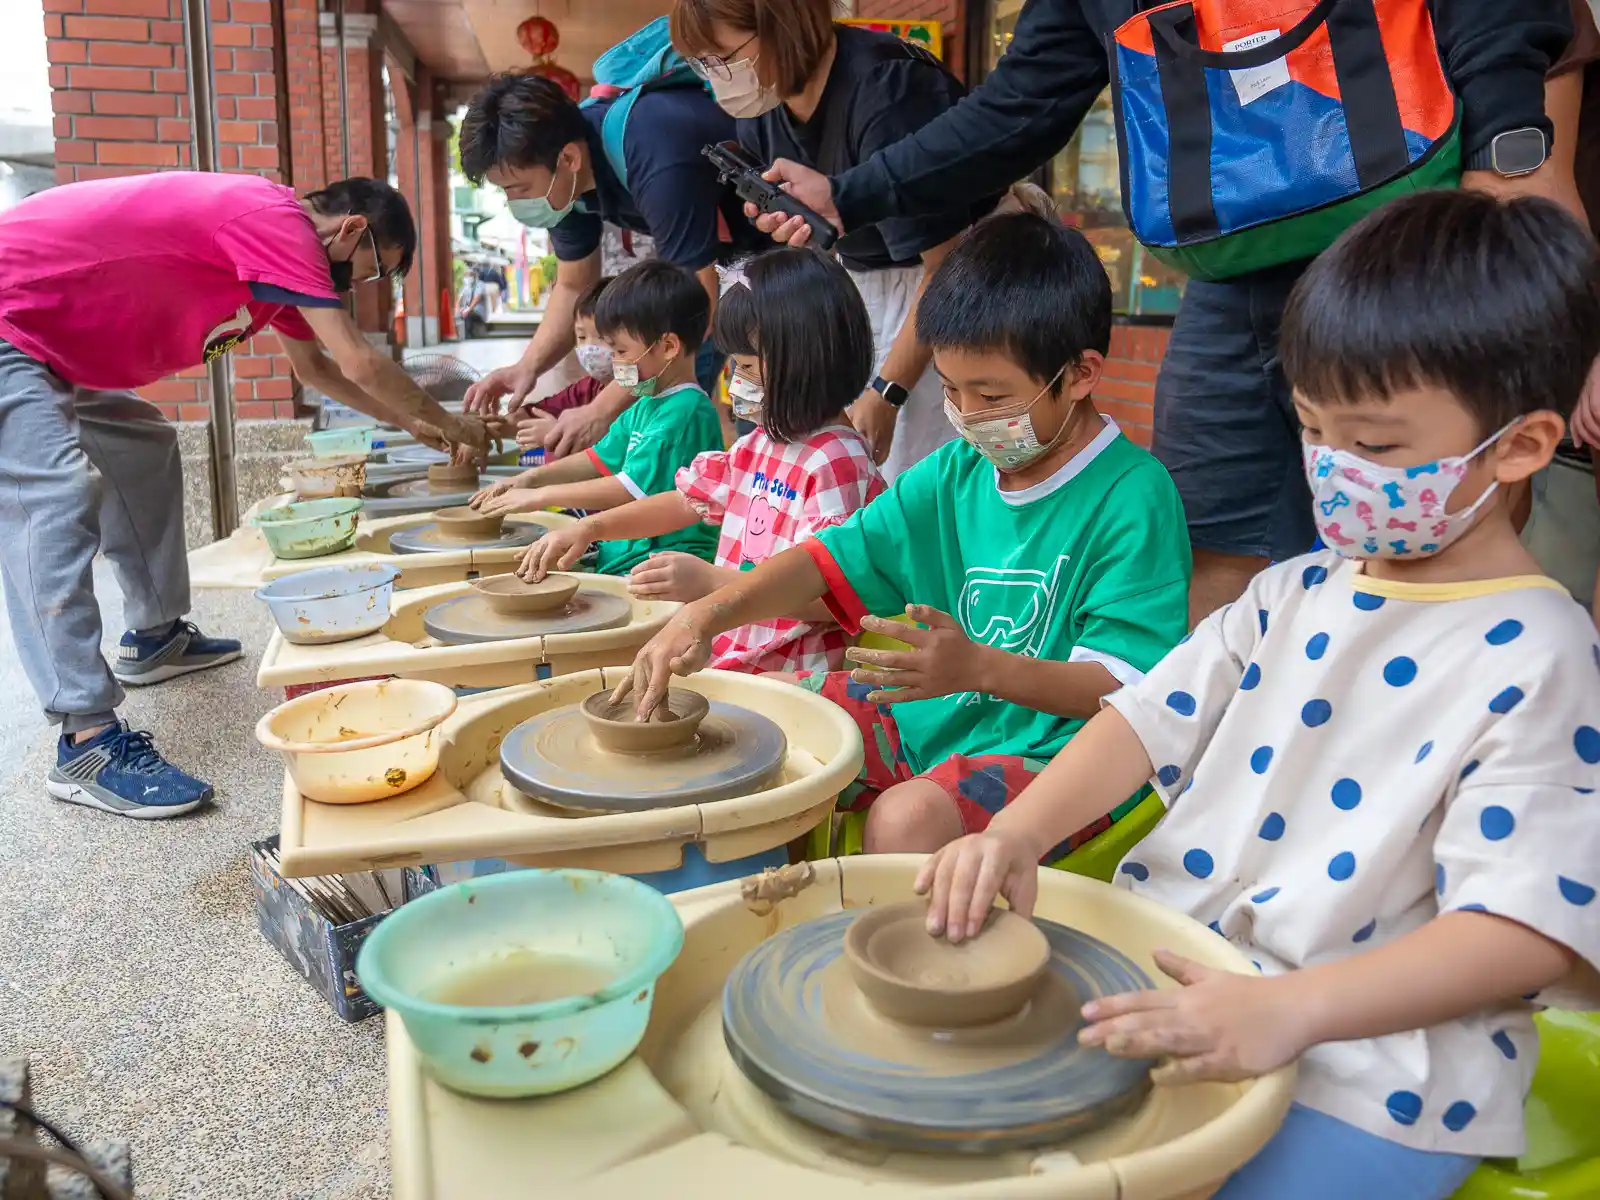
[113,620,241,686]
[47,722,211,819]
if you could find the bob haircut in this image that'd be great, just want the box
[916,212,1112,392]
[714,247,873,443]
[1282,190,1600,430]
[594,260,709,355]
[670,0,834,96]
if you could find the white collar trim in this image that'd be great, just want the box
[994,417,1120,506]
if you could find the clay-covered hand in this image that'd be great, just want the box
[409,420,451,453]
[845,605,990,704]
[611,611,714,720]
[1078,952,1311,1084]
[444,414,491,468]
[912,828,1042,945]
[627,552,721,603]
[479,487,546,518]
[515,522,593,582]
[463,361,539,415]
[847,389,898,465]
[468,477,518,509]
[744,159,842,248]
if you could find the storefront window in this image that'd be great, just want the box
[986,1,1185,318]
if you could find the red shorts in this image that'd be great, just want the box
[796,671,1112,863]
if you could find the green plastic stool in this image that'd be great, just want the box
[1451,1010,1600,1200]
[803,790,1166,883]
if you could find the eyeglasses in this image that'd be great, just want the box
[686,33,756,82]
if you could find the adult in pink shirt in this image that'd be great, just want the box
[0,172,487,820]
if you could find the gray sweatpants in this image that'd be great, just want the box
[0,340,190,733]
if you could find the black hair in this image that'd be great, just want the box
[1282,190,1600,429]
[305,177,416,276]
[575,276,616,322]
[458,74,590,183]
[713,248,873,442]
[594,260,709,355]
[916,211,1111,394]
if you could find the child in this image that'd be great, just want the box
[511,276,614,455]
[520,248,885,673]
[616,213,1192,856]
[917,192,1600,1198]
[471,260,722,576]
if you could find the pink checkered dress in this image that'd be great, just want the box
[675,424,885,674]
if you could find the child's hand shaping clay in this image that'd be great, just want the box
[516,414,555,450]
[628,552,721,603]
[1077,953,1311,1085]
[913,829,1041,943]
[845,605,991,704]
[479,487,546,517]
[613,611,714,719]
[470,477,518,509]
[516,523,593,582]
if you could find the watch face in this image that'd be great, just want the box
[1493,128,1548,177]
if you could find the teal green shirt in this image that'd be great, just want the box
[587,381,722,575]
[810,422,1191,773]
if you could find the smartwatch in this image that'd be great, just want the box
[1464,127,1549,178]
[870,375,909,408]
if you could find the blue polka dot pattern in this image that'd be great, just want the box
[1559,876,1596,906]
[1354,592,1386,612]
[1435,863,1447,895]
[1258,608,1269,634]
[1479,805,1515,841]
[1302,564,1328,588]
[1302,699,1333,727]
[1456,903,1489,913]
[1352,918,1376,943]
[1207,920,1223,936]
[1166,691,1197,716]
[1415,741,1433,763]
[1305,632,1330,660]
[1251,886,1280,903]
[1386,1090,1423,1125]
[1240,663,1261,690]
[1442,1101,1477,1132]
[1328,851,1357,881]
[1259,812,1286,840]
[1331,778,1362,811]
[1577,787,1595,795]
[1460,760,1480,781]
[1158,764,1182,787]
[1485,620,1523,645]
[1383,656,1417,687]
[1492,1031,1517,1060]
[1183,849,1215,879]
[1250,746,1274,774]
[1576,726,1600,764]
[1120,861,1149,882]
[1488,686,1524,715]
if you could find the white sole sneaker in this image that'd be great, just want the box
[114,649,242,687]
[46,778,208,820]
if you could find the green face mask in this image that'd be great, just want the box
[612,340,669,399]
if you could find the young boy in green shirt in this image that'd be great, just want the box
[470,260,721,575]
[618,213,1192,859]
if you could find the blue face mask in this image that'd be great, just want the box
[508,163,577,230]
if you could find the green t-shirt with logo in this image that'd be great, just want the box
[587,381,722,575]
[813,421,1191,774]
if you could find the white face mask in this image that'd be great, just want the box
[728,372,764,421]
[710,60,783,118]
[575,342,613,382]
[943,363,1073,471]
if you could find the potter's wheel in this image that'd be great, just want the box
[721,911,1155,1154]
[499,700,787,812]
[388,520,546,555]
[358,469,519,516]
[420,589,632,645]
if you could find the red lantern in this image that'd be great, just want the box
[532,62,581,101]
[516,15,559,58]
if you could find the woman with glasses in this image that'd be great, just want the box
[672,0,1002,480]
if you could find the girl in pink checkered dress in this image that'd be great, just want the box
[521,248,885,673]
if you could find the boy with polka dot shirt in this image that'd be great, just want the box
[916,191,1600,1198]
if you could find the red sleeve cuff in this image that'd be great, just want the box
[800,538,869,635]
[585,447,613,476]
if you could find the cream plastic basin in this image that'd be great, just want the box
[255,678,457,804]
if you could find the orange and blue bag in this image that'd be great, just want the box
[1110,0,1460,280]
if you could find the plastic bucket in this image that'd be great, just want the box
[254,497,362,560]
[255,563,400,645]
[306,426,377,458]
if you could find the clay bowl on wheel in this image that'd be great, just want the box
[431,505,503,540]
[427,461,480,490]
[580,688,710,755]
[470,572,579,616]
[843,901,1051,1028]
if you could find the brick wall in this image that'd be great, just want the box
[43,0,300,420]
[1099,326,1168,448]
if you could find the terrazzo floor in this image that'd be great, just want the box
[0,564,390,1199]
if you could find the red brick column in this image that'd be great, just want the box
[1099,326,1170,449]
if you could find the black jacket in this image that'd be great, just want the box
[833,0,1573,230]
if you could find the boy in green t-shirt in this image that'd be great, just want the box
[470,260,721,575]
[616,213,1191,860]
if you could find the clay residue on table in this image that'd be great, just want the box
[741,862,817,916]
